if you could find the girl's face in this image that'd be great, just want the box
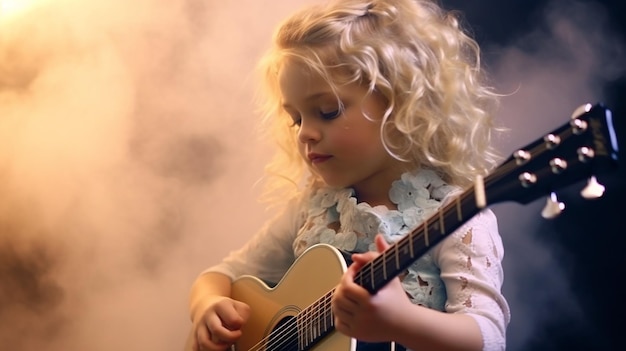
[278,59,406,200]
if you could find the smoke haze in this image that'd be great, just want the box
[481,0,624,349]
[0,0,316,349]
[0,0,623,350]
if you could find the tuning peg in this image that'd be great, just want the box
[571,103,592,119]
[581,175,605,199]
[541,192,565,219]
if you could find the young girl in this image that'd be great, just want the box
[188,0,510,350]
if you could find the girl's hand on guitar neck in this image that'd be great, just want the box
[192,296,250,351]
[331,234,414,343]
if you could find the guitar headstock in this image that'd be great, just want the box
[485,103,619,216]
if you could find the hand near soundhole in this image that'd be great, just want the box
[192,296,251,351]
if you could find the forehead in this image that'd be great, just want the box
[278,58,335,106]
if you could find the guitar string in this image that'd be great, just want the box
[275,290,333,351]
[243,125,574,349]
[297,291,334,350]
[293,292,329,350]
[245,290,335,351]
[245,306,299,351]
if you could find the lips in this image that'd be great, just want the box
[307,153,332,164]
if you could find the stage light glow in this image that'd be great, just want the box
[0,0,41,20]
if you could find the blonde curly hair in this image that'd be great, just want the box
[254,0,501,204]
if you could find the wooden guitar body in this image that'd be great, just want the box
[231,244,355,351]
[184,244,356,351]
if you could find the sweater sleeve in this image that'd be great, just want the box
[202,194,306,285]
[431,209,511,351]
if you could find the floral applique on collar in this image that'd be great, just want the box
[299,169,458,254]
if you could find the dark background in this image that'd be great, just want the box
[444,1,625,350]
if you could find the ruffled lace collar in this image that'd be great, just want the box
[303,169,458,253]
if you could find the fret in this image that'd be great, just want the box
[438,208,446,234]
[370,259,375,291]
[456,196,463,221]
[383,253,388,287]
[424,218,430,246]
[355,263,362,286]
[383,250,386,280]
[392,245,400,272]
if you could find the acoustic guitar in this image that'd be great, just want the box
[185,103,619,351]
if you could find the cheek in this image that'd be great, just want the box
[297,142,307,159]
[332,132,361,149]
[331,120,383,152]
[332,130,383,160]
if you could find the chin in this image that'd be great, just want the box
[308,168,352,189]
[317,177,351,189]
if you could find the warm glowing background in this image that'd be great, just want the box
[1,0,624,350]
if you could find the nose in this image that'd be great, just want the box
[297,118,321,144]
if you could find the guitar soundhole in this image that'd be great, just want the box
[266,316,299,351]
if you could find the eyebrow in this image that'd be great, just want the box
[281,92,337,109]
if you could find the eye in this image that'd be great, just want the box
[290,118,302,127]
[289,114,302,127]
[320,109,340,120]
[283,109,301,127]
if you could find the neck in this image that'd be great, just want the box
[353,189,396,208]
[352,163,411,208]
